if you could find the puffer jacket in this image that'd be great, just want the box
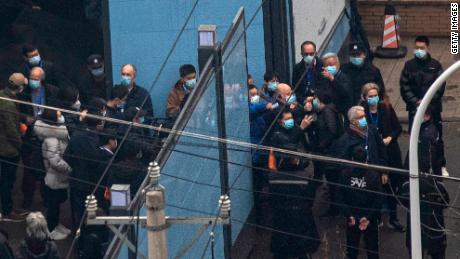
[34,120,71,189]
[400,54,445,113]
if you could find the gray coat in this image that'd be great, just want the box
[34,120,71,189]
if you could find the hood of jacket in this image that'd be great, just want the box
[20,238,54,259]
[34,120,69,141]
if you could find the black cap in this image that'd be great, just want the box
[124,106,147,121]
[87,54,104,68]
[349,42,366,55]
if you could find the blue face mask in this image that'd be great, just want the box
[312,98,319,111]
[303,55,314,64]
[286,94,296,105]
[28,55,41,66]
[283,118,294,129]
[121,75,132,86]
[268,81,278,91]
[29,79,41,89]
[250,95,260,104]
[139,117,145,124]
[358,117,368,128]
[326,66,337,76]
[414,49,427,59]
[367,96,380,106]
[57,115,65,124]
[91,67,105,77]
[350,57,364,66]
[185,78,197,89]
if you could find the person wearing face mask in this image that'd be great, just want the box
[268,110,308,171]
[56,86,84,137]
[33,109,72,240]
[400,35,448,177]
[105,85,129,123]
[260,71,280,103]
[248,85,272,143]
[360,83,405,232]
[303,91,344,217]
[115,64,154,123]
[0,73,29,220]
[20,44,73,89]
[77,54,112,107]
[63,110,103,239]
[17,67,59,210]
[291,41,328,102]
[342,43,386,106]
[321,52,353,119]
[330,106,388,201]
[166,64,197,120]
[337,146,383,259]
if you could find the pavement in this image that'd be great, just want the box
[247,36,460,259]
[369,36,460,122]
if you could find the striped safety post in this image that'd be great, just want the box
[375,3,407,58]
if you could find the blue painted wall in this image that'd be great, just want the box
[109,0,266,117]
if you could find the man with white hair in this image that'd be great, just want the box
[329,106,389,209]
[17,212,60,258]
[18,67,59,210]
[321,52,353,118]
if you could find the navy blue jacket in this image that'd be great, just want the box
[330,125,388,169]
[64,127,100,193]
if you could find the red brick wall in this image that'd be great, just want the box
[359,0,451,36]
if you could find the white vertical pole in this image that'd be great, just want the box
[409,60,460,259]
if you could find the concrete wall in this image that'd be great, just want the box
[359,0,452,36]
[291,0,346,62]
[108,0,265,117]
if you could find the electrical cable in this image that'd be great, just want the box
[4,96,460,183]
[166,203,407,259]
[2,121,460,213]
[63,1,204,257]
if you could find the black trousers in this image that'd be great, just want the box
[43,186,67,231]
[0,155,20,215]
[346,219,379,259]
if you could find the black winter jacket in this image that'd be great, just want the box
[399,178,449,254]
[341,60,385,106]
[400,54,445,113]
[331,70,353,116]
[118,83,154,119]
[77,71,112,107]
[291,57,328,101]
[338,167,383,220]
[269,124,308,171]
[330,125,388,168]
[309,104,343,153]
[64,127,100,193]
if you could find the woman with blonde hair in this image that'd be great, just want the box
[360,82,405,232]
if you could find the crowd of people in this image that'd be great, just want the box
[248,36,450,259]
[0,43,163,258]
[0,34,452,259]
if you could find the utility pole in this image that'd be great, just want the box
[146,190,168,259]
[86,162,231,259]
[409,60,460,259]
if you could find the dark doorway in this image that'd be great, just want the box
[0,0,105,88]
